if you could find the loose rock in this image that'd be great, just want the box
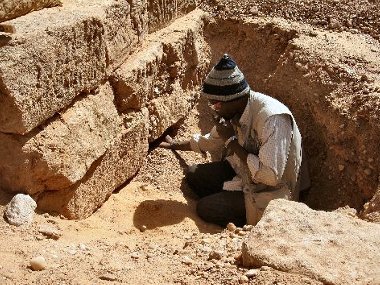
[38,224,61,240]
[208,250,223,260]
[239,275,249,283]
[226,222,237,232]
[4,194,37,226]
[181,256,193,265]
[245,269,259,278]
[30,256,47,271]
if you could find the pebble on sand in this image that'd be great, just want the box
[245,269,259,278]
[226,222,237,232]
[38,224,61,240]
[30,256,47,271]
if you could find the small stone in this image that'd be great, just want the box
[245,269,259,278]
[30,256,47,271]
[140,184,149,191]
[364,169,372,175]
[201,238,211,245]
[181,256,193,265]
[226,222,237,232]
[139,225,147,232]
[201,246,212,253]
[208,250,223,261]
[368,158,374,163]
[5,194,37,226]
[78,243,87,251]
[131,252,140,259]
[99,274,118,281]
[260,266,272,271]
[239,275,249,283]
[68,250,77,255]
[242,225,253,231]
[38,224,61,240]
[338,165,345,171]
[360,74,369,82]
[249,6,259,16]
[329,18,341,29]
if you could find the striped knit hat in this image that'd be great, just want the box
[202,54,250,102]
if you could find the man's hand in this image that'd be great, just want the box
[158,135,175,149]
[158,135,192,151]
[215,118,235,140]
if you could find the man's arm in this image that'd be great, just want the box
[226,114,293,187]
[249,115,292,186]
[158,135,192,151]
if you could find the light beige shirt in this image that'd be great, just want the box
[190,109,293,191]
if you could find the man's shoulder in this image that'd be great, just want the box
[250,91,284,105]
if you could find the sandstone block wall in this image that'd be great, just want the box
[0,0,208,219]
[37,109,149,219]
[111,10,210,141]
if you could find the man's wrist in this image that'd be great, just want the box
[224,135,237,148]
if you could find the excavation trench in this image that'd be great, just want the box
[2,11,378,221]
[182,16,380,216]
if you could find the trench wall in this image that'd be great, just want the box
[1,1,379,221]
[204,17,380,218]
[0,0,209,219]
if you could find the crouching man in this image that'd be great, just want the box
[160,54,307,226]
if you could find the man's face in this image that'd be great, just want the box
[208,99,243,120]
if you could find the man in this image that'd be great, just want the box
[160,54,306,226]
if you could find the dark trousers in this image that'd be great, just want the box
[186,161,246,227]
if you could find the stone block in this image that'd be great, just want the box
[242,199,380,285]
[0,0,143,134]
[111,9,210,141]
[0,82,123,195]
[0,0,62,23]
[36,109,149,219]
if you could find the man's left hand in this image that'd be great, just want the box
[215,119,235,140]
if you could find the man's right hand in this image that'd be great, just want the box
[158,135,175,149]
[158,135,192,151]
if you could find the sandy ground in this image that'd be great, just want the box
[1,0,379,284]
[0,99,323,284]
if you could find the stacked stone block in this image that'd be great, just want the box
[0,0,208,218]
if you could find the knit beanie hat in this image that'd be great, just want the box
[202,54,250,102]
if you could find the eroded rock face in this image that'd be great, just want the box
[242,199,380,285]
[111,9,210,141]
[0,0,141,135]
[0,83,123,195]
[37,109,149,219]
[0,4,206,219]
[147,0,197,33]
[204,16,380,218]
[0,0,62,23]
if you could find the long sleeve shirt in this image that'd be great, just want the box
[189,106,293,191]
